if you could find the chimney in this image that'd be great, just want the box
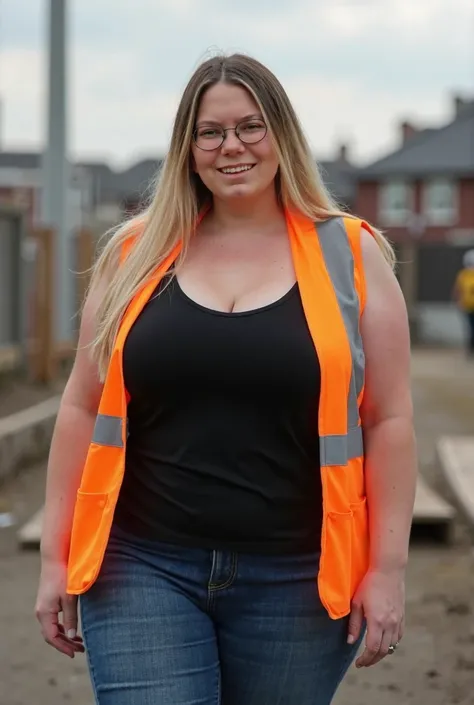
[337,143,349,163]
[400,121,418,144]
[453,94,471,118]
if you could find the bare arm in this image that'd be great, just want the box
[348,228,417,668]
[360,228,417,572]
[40,281,107,562]
[36,275,110,657]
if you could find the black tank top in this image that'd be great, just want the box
[114,275,322,554]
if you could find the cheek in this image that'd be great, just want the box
[191,146,211,174]
[254,141,279,170]
[257,150,279,181]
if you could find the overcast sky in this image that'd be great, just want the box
[1,0,473,168]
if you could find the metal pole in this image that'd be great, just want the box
[40,0,72,344]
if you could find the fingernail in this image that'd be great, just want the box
[67,629,76,639]
[347,635,355,644]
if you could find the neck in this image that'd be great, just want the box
[209,189,283,231]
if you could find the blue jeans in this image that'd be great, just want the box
[80,525,363,705]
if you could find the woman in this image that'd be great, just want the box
[35,53,417,704]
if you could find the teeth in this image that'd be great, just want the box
[221,165,253,174]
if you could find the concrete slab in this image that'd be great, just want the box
[0,396,61,482]
[437,435,474,530]
[17,506,43,549]
[413,473,457,523]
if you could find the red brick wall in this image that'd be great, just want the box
[459,178,474,227]
[354,177,474,243]
[354,181,377,223]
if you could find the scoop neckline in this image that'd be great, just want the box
[174,278,298,318]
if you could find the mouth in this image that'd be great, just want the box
[217,164,256,175]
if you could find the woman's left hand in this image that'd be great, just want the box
[347,567,405,668]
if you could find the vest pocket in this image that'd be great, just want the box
[67,490,111,594]
[320,509,353,618]
[349,497,369,597]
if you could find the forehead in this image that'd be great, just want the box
[196,83,261,124]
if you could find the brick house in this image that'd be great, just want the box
[354,97,474,346]
[355,96,474,243]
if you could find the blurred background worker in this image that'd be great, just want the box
[453,249,474,356]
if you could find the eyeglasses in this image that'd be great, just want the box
[193,118,268,151]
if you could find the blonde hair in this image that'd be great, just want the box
[89,52,395,380]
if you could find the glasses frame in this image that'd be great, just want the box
[192,118,268,151]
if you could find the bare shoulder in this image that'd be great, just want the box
[360,225,393,272]
[359,226,403,305]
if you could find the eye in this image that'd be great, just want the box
[197,127,222,139]
[239,120,265,132]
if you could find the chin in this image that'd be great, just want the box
[217,183,262,201]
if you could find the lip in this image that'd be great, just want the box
[217,164,256,175]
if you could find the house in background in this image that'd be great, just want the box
[2,97,472,347]
[355,96,474,346]
[0,140,356,229]
[319,144,358,211]
[84,144,356,222]
[0,150,92,229]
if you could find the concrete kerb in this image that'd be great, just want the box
[437,435,474,536]
[0,396,61,483]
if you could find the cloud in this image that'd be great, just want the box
[0,0,472,166]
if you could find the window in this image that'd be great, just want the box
[423,179,457,225]
[379,180,413,225]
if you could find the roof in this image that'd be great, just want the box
[114,158,163,202]
[0,151,41,169]
[359,102,474,179]
[319,159,356,205]
[0,151,355,207]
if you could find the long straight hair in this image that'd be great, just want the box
[88,53,395,380]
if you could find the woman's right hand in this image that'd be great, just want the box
[35,559,85,658]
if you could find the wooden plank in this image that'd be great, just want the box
[438,435,474,527]
[0,345,22,373]
[17,506,43,549]
[413,474,456,523]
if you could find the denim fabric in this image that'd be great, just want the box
[80,525,363,705]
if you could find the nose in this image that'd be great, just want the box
[221,130,245,154]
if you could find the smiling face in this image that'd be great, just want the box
[191,82,280,203]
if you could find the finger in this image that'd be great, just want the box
[37,607,61,645]
[41,618,77,658]
[61,594,79,640]
[56,626,85,652]
[57,624,84,644]
[356,620,382,668]
[38,610,83,657]
[371,629,396,666]
[347,601,364,645]
[45,634,78,659]
[398,614,405,643]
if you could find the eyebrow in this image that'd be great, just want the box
[195,113,263,127]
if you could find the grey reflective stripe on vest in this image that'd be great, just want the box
[92,413,124,448]
[320,426,363,466]
[316,218,365,466]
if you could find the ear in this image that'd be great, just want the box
[190,152,197,173]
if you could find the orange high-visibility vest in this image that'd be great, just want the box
[67,210,371,619]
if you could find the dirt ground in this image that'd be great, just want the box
[1,348,474,705]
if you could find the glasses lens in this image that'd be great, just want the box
[236,119,267,144]
[194,127,224,150]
